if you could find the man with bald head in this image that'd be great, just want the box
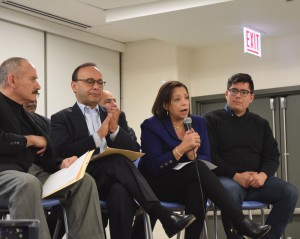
[100,90,137,141]
[0,57,105,239]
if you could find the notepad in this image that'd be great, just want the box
[42,150,94,198]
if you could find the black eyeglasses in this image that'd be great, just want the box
[75,78,106,87]
[228,88,251,97]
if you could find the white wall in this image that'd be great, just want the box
[46,34,120,117]
[0,20,46,115]
[190,33,300,96]
[122,40,192,143]
[122,34,300,142]
[0,10,121,118]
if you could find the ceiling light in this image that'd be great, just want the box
[105,0,233,23]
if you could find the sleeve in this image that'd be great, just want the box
[140,121,178,177]
[109,126,140,152]
[259,120,280,177]
[0,129,27,155]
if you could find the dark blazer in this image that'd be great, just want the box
[119,111,137,142]
[0,93,58,173]
[50,103,140,161]
[139,115,211,177]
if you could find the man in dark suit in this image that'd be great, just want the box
[99,89,137,141]
[50,62,195,239]
[0,57,105,239]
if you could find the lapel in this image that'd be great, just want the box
[71,103,90,137]
[162,117,179,141]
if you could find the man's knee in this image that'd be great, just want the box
[109,183,129,197]
[18,174,42,195]
[81,173,97,188]
[219,177,243,203]
[107,183,135,208]
[284,183,298,204]
[107,183,137,212]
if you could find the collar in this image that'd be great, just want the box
[77,101,99,115]
[0,92,23,112]
[224,104,249,117]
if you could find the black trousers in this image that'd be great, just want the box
[135,160,245,239]
[87,155,159,239]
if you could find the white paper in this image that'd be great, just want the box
[42,151,89,198]
[173,160,217,170]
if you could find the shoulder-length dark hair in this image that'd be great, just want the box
[152,81,190,119]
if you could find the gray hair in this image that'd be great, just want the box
[0,57,27,88]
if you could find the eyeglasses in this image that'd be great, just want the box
[75,78,106,87]
[228,88,251,97]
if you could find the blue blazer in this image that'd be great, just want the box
[50,103,140,161]
[139,115,211,177]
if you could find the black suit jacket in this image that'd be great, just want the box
[119,111,137,142]
[50,103,140,161]
[0,93,58,173]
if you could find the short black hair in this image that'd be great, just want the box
[71,62,97,81]
[227,73,254,93]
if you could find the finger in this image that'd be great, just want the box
[70,157,77,164]
[36,147,46,155]
[64,158,72,168]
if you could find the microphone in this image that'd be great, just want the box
[183,117,192,131]
[184,117,197,160]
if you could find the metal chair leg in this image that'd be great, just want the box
[213,204,218,239]
[143,212,153,239]
[62,206,69,239]
[52,218,62,239]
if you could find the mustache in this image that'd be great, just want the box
[33,91,40,97]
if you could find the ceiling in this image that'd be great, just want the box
[1,0,300,49]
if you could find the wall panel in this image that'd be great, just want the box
[0,20,45,115]
[46,34,120,117]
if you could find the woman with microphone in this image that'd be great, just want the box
[138,81,270,239]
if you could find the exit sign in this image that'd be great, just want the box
[243,27,261,57]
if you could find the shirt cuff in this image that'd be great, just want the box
[92,132,106,148]
[109,125,119,141]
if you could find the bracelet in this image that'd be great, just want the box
[175,146,183,157]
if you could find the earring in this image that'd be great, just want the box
[167,110,169,115]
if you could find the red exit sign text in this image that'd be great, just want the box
[243,27,261,57]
